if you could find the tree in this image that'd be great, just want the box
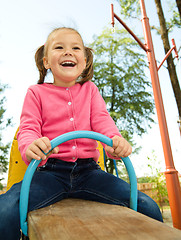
[154,0,181,122]
[168,1,181,28]
[0,83,11,189]
[90,27,154,173]
[117,0,181,127]
[176,0,181,18]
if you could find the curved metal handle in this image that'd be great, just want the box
[20,131,137,236]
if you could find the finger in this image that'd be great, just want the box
[46,147,59,158]
[113,143,124,155]
[105,145,115,155]
[122,146,132,157]
[52,147,59,154]
[26,150,41,161]
[113,137,132,157]
[26,147,43,161]
[36,137,52,154]
[29,144,48,160]
[41,137,52,152]
[116,146,132,158]
[112,136,119,150]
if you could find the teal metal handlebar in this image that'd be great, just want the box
[19,131,137,236]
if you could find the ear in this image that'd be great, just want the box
[43,57,50,69]
[83,57,87,69]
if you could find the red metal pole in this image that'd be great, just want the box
[111,4,115,28]
[157,38,179,71]
[139,0,181,229]
[111,1,181,229]
[111,4,148,52]
[172,38,179,59]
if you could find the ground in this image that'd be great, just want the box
[162,208,173,228]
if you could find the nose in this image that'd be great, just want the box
[63,48,73,56]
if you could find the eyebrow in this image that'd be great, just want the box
[53,42,82,46]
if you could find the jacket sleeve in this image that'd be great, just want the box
[17,87,46,166]
[90,83,122,160]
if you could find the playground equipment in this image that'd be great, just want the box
[6,130,181,239]
[6,129,112,191]
[111,0,181,229]
[27,198,181,240]
[19,130,137,237]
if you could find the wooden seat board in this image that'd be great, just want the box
[28,199,181,240]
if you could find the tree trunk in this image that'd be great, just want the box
[176,0,181,19]
[154,0,181,122]
[109,49,115,174]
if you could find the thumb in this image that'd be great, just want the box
[105,145,114,155]
[52,147,59,154]
[46,147,59,158]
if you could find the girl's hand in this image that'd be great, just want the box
[105,135,132,158]
[25,137,59,162]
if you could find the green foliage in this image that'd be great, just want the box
[91,27,154,140]
[0,82,11,186]
[142,151,169,212]
[90,27,154,173]
[116,160,130,183]
[117,0,140,19]
[167,1,181,30]
[117,0,181,33]
[0,180,3,190]
[137,176,153,183]
[107,151,169,212]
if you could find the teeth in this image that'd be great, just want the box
[61,61,76,67]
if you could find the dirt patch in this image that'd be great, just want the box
[162,209,173,228]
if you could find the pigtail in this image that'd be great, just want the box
[35,45,47,84]
[79,47,94,84]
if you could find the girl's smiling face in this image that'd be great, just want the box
[43,29,87,87]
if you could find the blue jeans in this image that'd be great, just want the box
[0,158,163,240]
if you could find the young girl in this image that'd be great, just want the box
[0,27,163,240]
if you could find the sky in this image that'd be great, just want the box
[0,0,181,183]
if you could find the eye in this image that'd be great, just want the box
[55,46,63,50]
[73,46,81,50]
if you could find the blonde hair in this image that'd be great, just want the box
[35,27,93,85]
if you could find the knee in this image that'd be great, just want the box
[137,192,163,222]
[0,200,20,226]
[0,191,20,229]
[0,200,21,239]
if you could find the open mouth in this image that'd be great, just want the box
[61,61,76,67]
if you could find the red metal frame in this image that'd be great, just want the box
[111,1,181,229]
[157,39,178,70]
